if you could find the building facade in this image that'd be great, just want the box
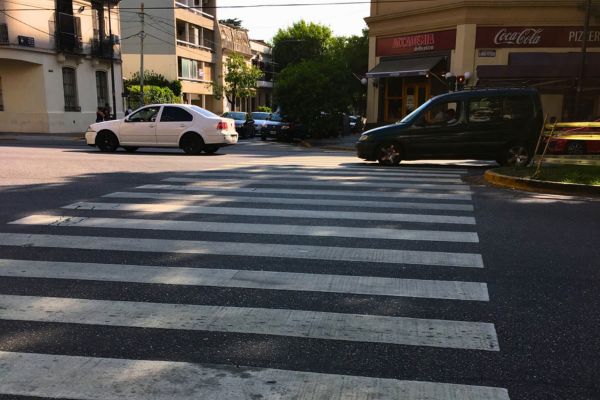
[120,0,217,110]
[0,0,124,133]
[250,39,273,111]
[365,0,600,125]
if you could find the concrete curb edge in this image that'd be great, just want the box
[484,169,600,196]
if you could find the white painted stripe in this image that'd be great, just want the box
[205,167,466,179]
[105,191,476,212]
[164,177,470,191]
[61,202,477,225]
[0,294,499,350]
[0,259,489,301]
[210,163,469,174]
[13,215,479,243]
[0,233,485,268]
[0,351,510,400]
[138,184,473,201]
[185,172,464,183]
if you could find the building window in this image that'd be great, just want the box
[0,76,4,111]
[62,67,79,111]
[178,57,200,80]
[95,71,108,107]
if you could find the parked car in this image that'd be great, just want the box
[85,104,238,154]
[222,111,255,139]
[260,113,307,142]
[349,115,365,133]
[251,112,272,133]
[356,88,544,166]
[545,121,600,155]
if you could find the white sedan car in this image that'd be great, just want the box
[85,104,238,154]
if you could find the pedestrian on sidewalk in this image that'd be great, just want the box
[95,107,105,123]
[103,103,112,120]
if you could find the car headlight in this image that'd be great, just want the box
[281,125,290,130]
[358,134,371,142]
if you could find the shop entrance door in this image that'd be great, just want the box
[403,83,429,117]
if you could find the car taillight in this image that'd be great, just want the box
[217,121,228,130]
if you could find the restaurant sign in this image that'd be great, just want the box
[377,30,456,57]
[476,26,600,48]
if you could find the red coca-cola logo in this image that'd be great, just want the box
[493,28,543,45]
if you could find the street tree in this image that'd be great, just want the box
[219,18,243,28]
[124,70,182,97]
[126,85,180,110]
[272,20,332,71]
[213,53,264,111]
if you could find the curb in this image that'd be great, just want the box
[484,169,600,196]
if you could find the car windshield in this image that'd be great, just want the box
[225,112,247,120]
[252,112,270,120]
[190,105,218,118]
[400,99,434,123]
[270,113,284,122]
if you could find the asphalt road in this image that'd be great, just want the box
[0,138,598,400]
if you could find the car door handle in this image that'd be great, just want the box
[179,124,186,127]
[149,125,155,128]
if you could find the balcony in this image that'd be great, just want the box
[91,37,121,60]
[175,1,215,19]
[55,14,83,54]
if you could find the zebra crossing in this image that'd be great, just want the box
[0,160,509,399]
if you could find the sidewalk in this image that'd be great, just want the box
[0,132,85,145]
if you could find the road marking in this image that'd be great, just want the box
[0,351,510,400]
[0,233,484,268]
[0,259,489,301]
[138,184,473,200]
[164,177,471,191]
[61,202,477,225]
[202,167,466,178]
[12,215,479,243]
[210,163,469,174]
[104,191,475,211]
[0,294,499,350]
[183,172,465,183]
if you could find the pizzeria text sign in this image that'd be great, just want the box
[476,26,600,48]
[377,30,456,57]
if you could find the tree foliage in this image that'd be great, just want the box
[219,18,243,28]
[124,70,182,97]
[127,85,180,110]
[213,53,264,111]
[272,20,333,70]
[274,27,369,136]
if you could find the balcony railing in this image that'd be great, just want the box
[91,37,121,59]
[175,1,215,19]
[55,13,83,54]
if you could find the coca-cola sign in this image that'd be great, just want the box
[477,26,600,48]
[377,30,456,56]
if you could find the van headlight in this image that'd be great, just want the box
[358,134,371,142]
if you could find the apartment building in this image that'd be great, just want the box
[366,0,600,124]
[0,0,124,133]
[250,39,273,110]
[120,0,217,110]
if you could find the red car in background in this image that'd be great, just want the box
[546,120,600,155]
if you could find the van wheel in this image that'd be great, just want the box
[501,145,530,167]
[377,143,402,166]
[565,141,586,155]
[180,133,204,155]
[96,131,119,152]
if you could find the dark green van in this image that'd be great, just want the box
[356,88,544,166]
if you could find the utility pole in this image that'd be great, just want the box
[107,0,117,119]
[574,0,591,120]
[139,2,145,106]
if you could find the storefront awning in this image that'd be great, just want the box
[366,56,444,78]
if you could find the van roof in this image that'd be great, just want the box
[432,87,539,102]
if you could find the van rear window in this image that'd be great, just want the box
[468,96,533,123]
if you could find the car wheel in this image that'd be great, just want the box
[502,145,530,167]
[96,131,119,152]
[565,141,586,155]
[180,133,204,155]
[204,145,219,154]
[123,146,138,153]
[377,143,402,166]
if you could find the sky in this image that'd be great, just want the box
[217,0,371,41]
